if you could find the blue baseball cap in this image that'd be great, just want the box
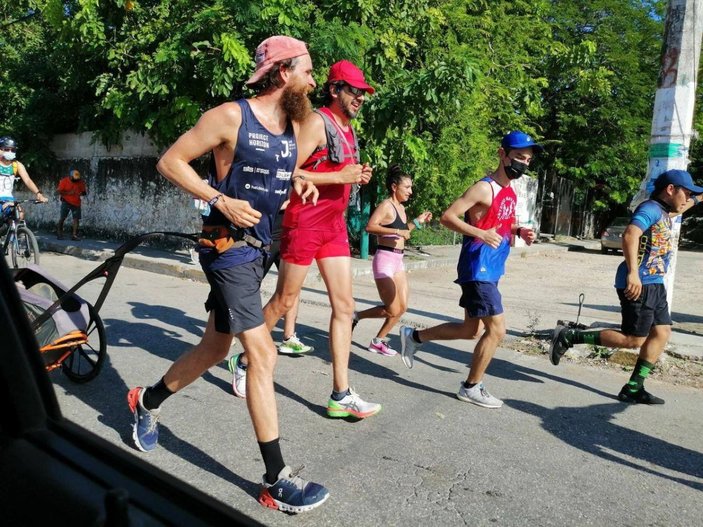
[501,131,543,153]
[653,169,703,194]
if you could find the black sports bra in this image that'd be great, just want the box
[381,203,408,231]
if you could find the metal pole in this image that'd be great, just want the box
[630,0,703,311]
[360,191,370,260]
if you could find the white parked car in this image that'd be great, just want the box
[600,217,629,254]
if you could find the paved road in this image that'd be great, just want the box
[26,249,703,526]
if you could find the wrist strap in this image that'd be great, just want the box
[207,193,223,207]
[413,218,422,229]
[516,227,523,238]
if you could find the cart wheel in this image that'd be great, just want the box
[62,304,107,383]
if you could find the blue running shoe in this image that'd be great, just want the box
[127,387,160,452]
[258,466,329,513]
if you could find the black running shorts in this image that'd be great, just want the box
[204,255,265,335]
[617,283,672,337]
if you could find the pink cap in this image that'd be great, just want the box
[245,36,310,86]
[327,60,375,94]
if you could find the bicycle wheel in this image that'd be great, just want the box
[11,226,40,267]
[62,304,107,383]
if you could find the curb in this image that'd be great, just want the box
[38,238,572,283]
[36,235,703,362]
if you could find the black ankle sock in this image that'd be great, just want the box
[143,377,174,410]
[566,329,602,346]
[331,388,350,401]
[463,381,477,389]
[259,438,285,485]
[237,354,247,370]
[412,329,422,344]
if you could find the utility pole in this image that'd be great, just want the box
[630,0,703,310]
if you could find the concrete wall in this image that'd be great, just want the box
[24,132,203,243]
[513,176,540,247]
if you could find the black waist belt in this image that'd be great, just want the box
[200,226,270,252]
[377,245,404,254]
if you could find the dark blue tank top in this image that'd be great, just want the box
[200,99,297,271]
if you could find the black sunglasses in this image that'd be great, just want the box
[1,147,17,152]
[337,83,365,97]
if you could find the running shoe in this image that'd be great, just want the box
[227,354,247,399]
[127,387,161,452]
[278,334,313,355]
[326,388,381,419]
[258,465,330,513]
[617,386,665,405]
[367,338,398,356]
[399,325,421,369]
[456,382,503,409]
[352,312,359,332]
[549,325,572,366]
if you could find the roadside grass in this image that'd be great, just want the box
[506,334,703,389]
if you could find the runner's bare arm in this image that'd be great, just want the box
[621,223,644,300]
[157,103,261,228]
[288,122,319,206]
[440,181,501,248]
[291,113,364,186]
[365,201,396,236]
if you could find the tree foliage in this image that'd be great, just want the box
[1,0,679,219]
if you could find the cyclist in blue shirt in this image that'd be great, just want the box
[550,169,703,404]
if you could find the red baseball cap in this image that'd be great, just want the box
[245,36,310,86]
[327,60,375,94]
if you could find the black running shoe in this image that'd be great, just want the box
[617,386,665,405]
[549,325,572,366]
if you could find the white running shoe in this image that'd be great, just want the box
[278,333,313,355]
[227,354,247,399]
[456,382,503,408]
[327,388,382,419]
[399,325,421,369]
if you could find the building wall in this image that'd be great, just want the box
[24,132,203,241]
[513,175,540,247]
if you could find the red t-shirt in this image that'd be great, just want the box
[57,177,86,207]
[283,108,357,232]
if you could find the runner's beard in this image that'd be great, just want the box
[342,99,359,120]
[281,85,312,121]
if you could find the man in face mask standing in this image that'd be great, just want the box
[399,131,539,408]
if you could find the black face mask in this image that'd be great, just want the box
[504,159,529,180]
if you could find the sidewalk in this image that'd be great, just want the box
[35,231,574,282]
[35,231,703,362]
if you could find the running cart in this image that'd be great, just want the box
[14,232,197,382]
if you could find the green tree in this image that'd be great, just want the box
[0,0,682,229]
[540,0,667,216]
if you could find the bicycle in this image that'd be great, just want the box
[2,199,41,268]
